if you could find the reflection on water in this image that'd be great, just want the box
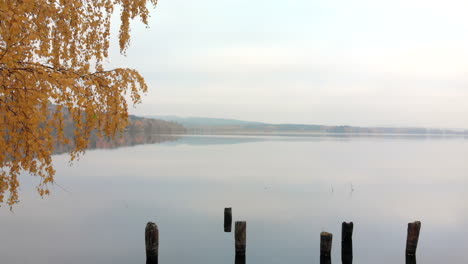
[57,132,468,154]
[54,132,183,154]
[2,134,468,264]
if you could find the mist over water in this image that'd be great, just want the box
[2,134,468,264]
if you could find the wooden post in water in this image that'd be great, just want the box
[235,221,247,256]
[320,232,333,257]
[320,255,332,264]
[406,221,421,256]
[342,222,353,264]
[145,222,159,264]
[235,253,246,264]
[320,232,332,264]
[224,208,232,232]
[406,255,417,264]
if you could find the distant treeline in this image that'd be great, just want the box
[126,115,187,135]
[187,123,468,135]
[54,117,186,154]
[257,124,466,135]
[149,116,468,135]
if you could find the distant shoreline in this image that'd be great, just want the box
[178,132,468,138]
[144,115,468,136]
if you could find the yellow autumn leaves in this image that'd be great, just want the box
[0,0,157,207]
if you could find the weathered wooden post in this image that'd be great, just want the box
[320,255,332,264]
[235,253,246,264]
[224,208,232,232]
[342,222,353,264]
[235,221,247,256]
[145,222,159,264]
[406,221,421,256]
[320,231,333,264]
[406,255,417,264]
[320,232,333,257]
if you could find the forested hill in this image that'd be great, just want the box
[127,115,187,134]
[149,116,468,135]
[46,105,186,136]
[51,110,186,154]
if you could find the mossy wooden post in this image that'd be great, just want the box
[342,222,353,264]
[235,221,247,256]
[224,208,232,232]
[145,222,159,264]
[406,221,421,256]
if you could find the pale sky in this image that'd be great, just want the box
[107,0,468,128]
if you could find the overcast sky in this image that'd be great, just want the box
[107,0,468,128]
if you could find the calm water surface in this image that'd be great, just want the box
[2,134,468,264]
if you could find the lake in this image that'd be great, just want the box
[2,134,468,264]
